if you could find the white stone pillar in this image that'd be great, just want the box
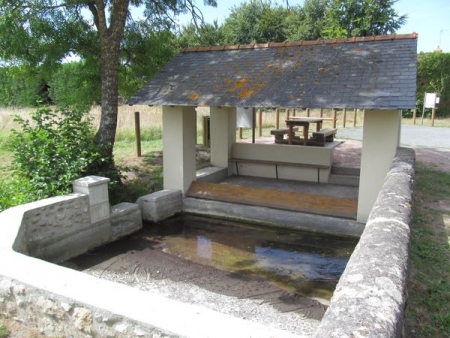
[357,109,402,223]
[73,175,110,223]
[162,105,197,195]
[210,107,237,169]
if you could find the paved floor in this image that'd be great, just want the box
[337,124,450,148]
[336,125,450,172]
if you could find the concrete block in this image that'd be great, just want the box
[89,201,110,223]
[110,203,142,241]
[196,167,228,183]
[136,189,182,222]
[73,176,110,203]
[73,176,111,223]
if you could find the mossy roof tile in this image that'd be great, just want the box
[128,34,418,109]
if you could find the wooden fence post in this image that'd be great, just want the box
[332,108,337,128]
[134,111,142,157]
[413,108,417,125]
[276,108,280,129]
[342,108,347,128]
[320,108,324,118]
[306,108,310,117]
[353,109,357,127]
[431,108,436,127]
[258,109,262,137]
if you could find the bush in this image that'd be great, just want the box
[0,175,38,212]
[9,107,114,200]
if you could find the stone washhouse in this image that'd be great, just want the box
[127,33,418,223]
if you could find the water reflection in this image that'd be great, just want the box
[255,246,347,281]
[197,235,212,259]
[149,215,357,300]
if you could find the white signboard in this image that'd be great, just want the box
[236,107,253,128]
[424,93,438,108]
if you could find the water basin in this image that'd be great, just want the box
[149,215,358,301]
[65,214,358,320]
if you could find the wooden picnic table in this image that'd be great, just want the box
[285,117,323,145]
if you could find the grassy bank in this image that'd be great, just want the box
[405,163,450,337]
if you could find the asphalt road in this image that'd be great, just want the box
[337,125,450,149]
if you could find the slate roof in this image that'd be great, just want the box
[127,34,418,109]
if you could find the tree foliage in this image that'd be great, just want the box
[178,21,225,48]
[0,65,43,106]
[120,21,178,98]
[0,0,217,163]
[322,0,407,39]
[49,62,101,109]
[416,52,450,117]
[186,0,406,46]
[284,0,328,41]
[222,0,289,44]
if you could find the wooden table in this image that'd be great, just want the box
[285,117,323,145]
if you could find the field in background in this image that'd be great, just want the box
[2,105,447,135]
[2,105,449,168]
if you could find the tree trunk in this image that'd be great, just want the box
[95,42,120,160]
[92,0,130,163]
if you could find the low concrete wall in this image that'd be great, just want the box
[231,142,339,183]
[314,147,415,337]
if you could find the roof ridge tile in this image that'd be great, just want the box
[181,33,418,53]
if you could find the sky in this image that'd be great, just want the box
[176,0,450,53]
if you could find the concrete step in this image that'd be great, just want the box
[328,174,360,187]
[329,166,360,187]
[187,181,358,219]
[331,166,360,176]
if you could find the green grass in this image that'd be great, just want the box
[0,323,9,338]
[405,162,450,337]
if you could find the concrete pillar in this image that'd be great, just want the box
[162,105,197,195]
[73,175,110,223]
[357,109,401,223]
[210,107,237,169]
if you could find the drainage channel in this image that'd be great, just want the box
[63,214,358,334]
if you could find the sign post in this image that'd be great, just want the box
[421,93,439,125]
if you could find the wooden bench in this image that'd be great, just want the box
[229,158,329,183]
[270,127,298,144]
[312,128,337,146]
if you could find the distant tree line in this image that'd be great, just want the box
[415,52,450,117]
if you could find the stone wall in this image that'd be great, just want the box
[7,176,142,264]
[14,194,110,263]
[0,277,169,338]
[314,147,415,337]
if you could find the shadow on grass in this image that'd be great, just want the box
[406,162,450,337]
[111,145,211,205]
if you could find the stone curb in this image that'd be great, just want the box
[314,147,415,338]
